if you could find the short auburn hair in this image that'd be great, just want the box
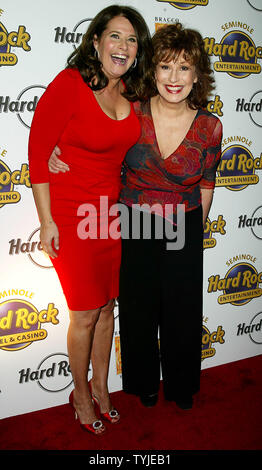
[150,23,215,108]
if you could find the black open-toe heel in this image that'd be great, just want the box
[139,393,158,407]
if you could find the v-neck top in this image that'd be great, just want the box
[119,100,222,216]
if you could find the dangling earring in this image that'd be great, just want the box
[94,49,99,60]
[132,57,137,68]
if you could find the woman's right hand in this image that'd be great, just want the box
[40,220,59,259]
[48,146,69,173]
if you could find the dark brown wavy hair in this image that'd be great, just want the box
[66,5,153,102]
[149,23,215,108]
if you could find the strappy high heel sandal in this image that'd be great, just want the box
[69,390,106,435]
[88,381,120,424]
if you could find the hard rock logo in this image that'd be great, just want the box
[156,0,208,10]
[0,295,59,351]
[208,255,262,306]
[216,138,261,191]
[0,21,31,66]
[204,25,261,78]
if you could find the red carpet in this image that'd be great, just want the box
[1,355,262,455]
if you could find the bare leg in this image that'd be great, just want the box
[67,307,103,427]
[90,299,116,414]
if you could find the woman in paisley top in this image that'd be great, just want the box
[118,23,222,410]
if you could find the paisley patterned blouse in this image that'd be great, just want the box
[119,100,222,216]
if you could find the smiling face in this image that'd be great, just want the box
[93,15,138,81]
[155,50,198,106]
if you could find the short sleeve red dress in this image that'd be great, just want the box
[28,68,141,310]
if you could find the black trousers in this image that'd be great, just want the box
[118,205,203,400]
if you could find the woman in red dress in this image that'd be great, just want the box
[28,5,152,435]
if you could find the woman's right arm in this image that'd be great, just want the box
[31,183,59,258]
[28,70,75,254]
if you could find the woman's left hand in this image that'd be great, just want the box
[48,146,69,173]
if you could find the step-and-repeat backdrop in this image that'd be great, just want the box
[1,0,262,419]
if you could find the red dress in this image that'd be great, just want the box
[28,68,141,310]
